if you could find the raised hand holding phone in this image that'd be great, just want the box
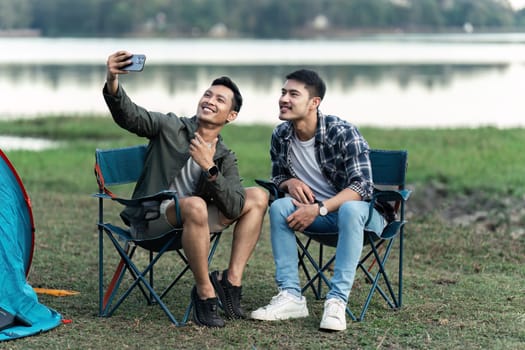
[106,51,146,96]
[123,54,146,72]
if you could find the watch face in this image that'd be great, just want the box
[320,206,328,216]
[207,165,219,177]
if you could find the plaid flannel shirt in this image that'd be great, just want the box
[270,111,374,200]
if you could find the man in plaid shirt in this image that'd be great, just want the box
[251,69,386,332]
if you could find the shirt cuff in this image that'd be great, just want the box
[349,183,367,199]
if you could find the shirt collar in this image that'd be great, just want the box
[283,109,326,144]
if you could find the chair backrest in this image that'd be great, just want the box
[304,149,408,242]
[95,145,147,187]
[369,149,408,189]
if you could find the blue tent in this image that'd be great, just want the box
[0,150,61,341]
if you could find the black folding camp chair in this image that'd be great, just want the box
[256,149,411,321]
[93,145,223,326]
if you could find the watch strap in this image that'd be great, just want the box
[317,200,328,216]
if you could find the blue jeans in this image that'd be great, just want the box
[269,197,385,303]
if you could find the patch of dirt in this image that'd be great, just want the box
[406,182,525,238]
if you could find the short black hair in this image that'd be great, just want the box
[286,69,326,100]
[212,76,243,112]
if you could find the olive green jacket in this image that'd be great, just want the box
[103,84,246,228]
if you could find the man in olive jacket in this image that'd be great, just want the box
[103,50,268,328]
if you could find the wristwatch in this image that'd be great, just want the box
[205,165,219,178]
[317,201,328,216]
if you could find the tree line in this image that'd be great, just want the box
[1,0,524,38]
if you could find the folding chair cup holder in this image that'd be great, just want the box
[256,149,411,322]
[93,145,223,326]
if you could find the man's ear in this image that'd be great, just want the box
[226,110,238,123]
[310,96,321,110]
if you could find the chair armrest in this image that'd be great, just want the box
[92,193,113,199]
[398,189,412,201]
[92,190,178,205]
[94,190,179,223]
[113,190,179,222]
[366,189,411,227]
[110,190,178,207]
[255,179,285,205]
[373,190,400,203]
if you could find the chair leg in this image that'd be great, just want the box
[296,236,358,321]
[398,228,404,307]
[297,237,321,299]
[158,250,190,299]
[101,228,182,326]
[100,239,150,315]
[102,243,136,313]
[317,244,323,298]
[149,250,154,305]
[297,237,330,299]
[98,223,104,317]
[357,235,400,321]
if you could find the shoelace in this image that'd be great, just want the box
[325,300,344,316]
[222,283,242,312]
[269,292,293,306]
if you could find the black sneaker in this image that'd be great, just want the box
[191,287,225,328]
[210,269,246,319]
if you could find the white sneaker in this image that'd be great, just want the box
[319,298,347,331]
[250,290,309,321]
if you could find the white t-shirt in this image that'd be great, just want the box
[171,156,201,197]
[289,134,335,201]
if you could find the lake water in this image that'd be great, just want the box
[1,34,525,129]
[0,135,61,151]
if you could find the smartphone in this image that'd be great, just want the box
[123,54,146,72]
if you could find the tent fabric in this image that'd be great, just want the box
[0,150,62,341]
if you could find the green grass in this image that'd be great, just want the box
[1,117,524,349]
[3,117,525,194]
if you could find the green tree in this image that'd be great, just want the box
[329,0,392,28]
[0,0,32,30]
[444,0,515,28]
[410,0,446,28]
[6,0,522,38]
